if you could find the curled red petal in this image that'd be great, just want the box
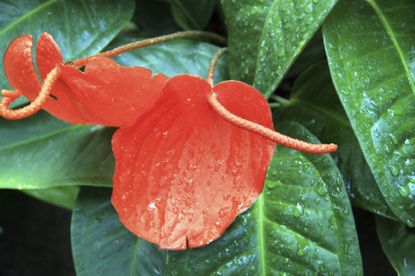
[3,35,41,101]
[111,75,275,250]
[3,33,169,127]
[56,57,169,126]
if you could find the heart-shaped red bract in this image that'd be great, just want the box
[112,74,275,249]
[3,33,168,127]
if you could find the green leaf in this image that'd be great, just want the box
[222,0,338,97]
[0,111,114,189]
[71,122,361,275]
[275,62,395,219]
[285,32,326,79]
[170,0,217,30]
[134,0,180,35]
[109,31,228,82]
[22,186,79,209]
[323,0,415,226]
[376,216,415,275]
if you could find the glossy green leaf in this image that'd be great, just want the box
[109,32,228,82]
[222,0,337,97]
[22,186,79,209]
[71,122,361,275]
[376,216,415,275]
[275,62,395,219]
[134,0,179,35]
[323,0,415,226]
[0,111,115,189]
[170,0,217,30]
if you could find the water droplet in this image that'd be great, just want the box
[388,133,398,145]
[147,202,157,212]
[218,207,231,218]
[267,180,281,189]
[314,185,327,196]
[293,203,304,217]
[389,166,399,176]
[398,185,410,198]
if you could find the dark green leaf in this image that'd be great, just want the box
[222,0,337,97]
[134,0,180,35]
[22,186,79,209]
[170,0,217,30]
[71,122,361,275]
[0,111,114,189]
[109,31,228,82]
[323,0,415,226]
[376,216,415,275]
[285,32,326,79]
[275,62,395,219]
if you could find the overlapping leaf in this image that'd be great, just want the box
[323,0,415,226]
[275,62,395,218]
[376,216,415,275]
[170,0,217,30]
[0,111,115,189]
[22,186,79,209]
[71,123,361,275]
[222,0,337,97]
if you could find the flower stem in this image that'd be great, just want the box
[70,31,227,67]
[207,48,227,85]
[207,93,337,154]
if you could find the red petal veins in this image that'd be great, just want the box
[111,75,275,250]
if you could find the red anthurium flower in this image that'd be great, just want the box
[112,75,276,249]
[1,32,337,250]
[2,33,168,127]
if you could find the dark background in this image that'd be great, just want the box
[0,189,396,276]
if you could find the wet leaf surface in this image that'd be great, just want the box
[222,0,337,97]
[275,62,395,219]
[323,0,415,226]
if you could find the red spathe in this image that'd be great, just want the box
[112,75,276,250]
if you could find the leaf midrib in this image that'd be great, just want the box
[0,0,57,36]
[255,193,267,276]
[366,0,415,94]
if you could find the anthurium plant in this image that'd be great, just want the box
[0,0,414,275]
